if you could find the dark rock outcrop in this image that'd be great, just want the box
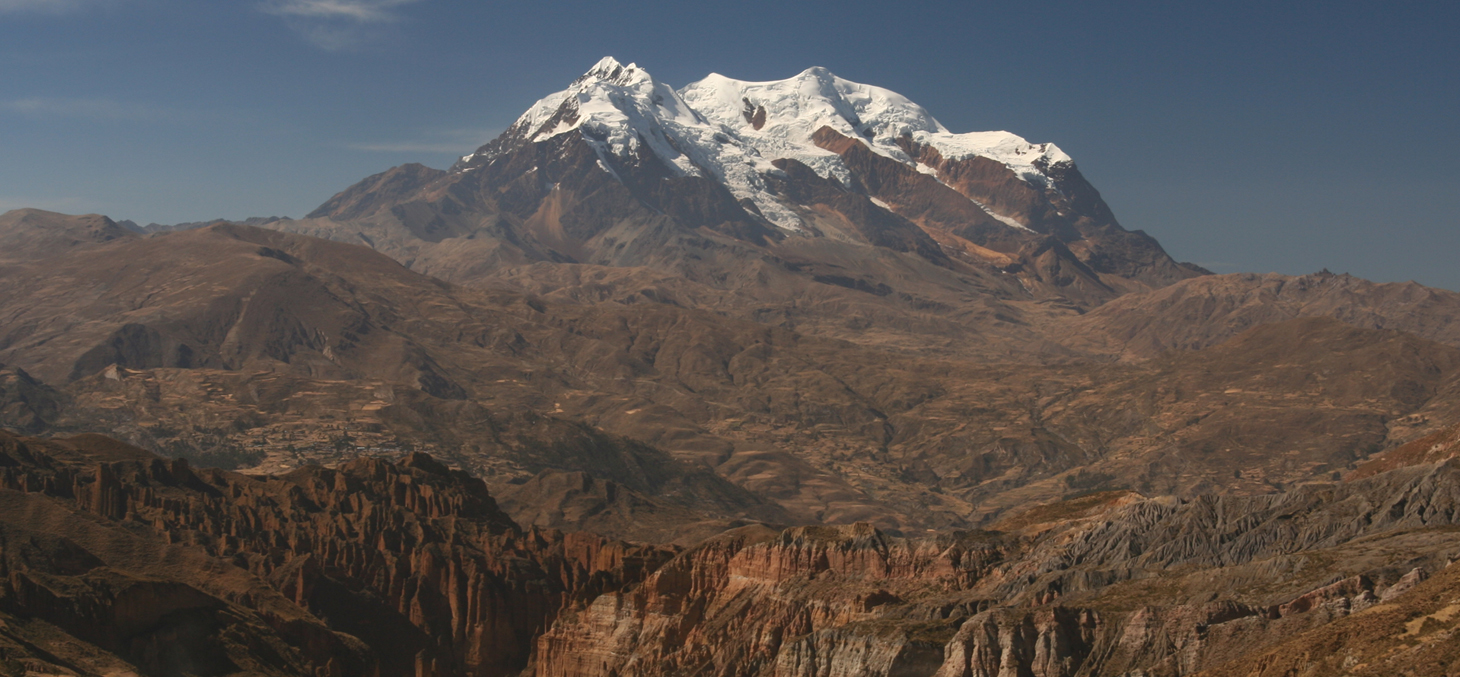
[0,429,673,677]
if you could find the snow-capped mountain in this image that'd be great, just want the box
[457,57,800,229]
[682,66,1072,229]
[456,57,1070,233]
[297,57,1204,331]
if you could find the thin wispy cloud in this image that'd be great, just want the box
[262,0,419,22]
[260,0,425,50]
[1,96,175,122]
[0,0,77,11]
[0,0,109,12]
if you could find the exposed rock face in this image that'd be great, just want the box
[0,363,63,434]
[534,523,1002,677]
[308,163,450,224]
[1196,563,1460,676]
[536,460,1460,677]
[811,126,1198,300]
[0,429,672,677]
[5,432,1460,676]
[933,607,1101,677]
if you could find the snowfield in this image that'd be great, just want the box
[460,57,1073,232]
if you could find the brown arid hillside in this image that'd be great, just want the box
[7,427,1460,677]
[0,209,135,264]
[5,212,1460,539]
[1059,270,1460,360]
[6,210,1460,540]
[1194,560,1460,677]
[1348,421,1460,481]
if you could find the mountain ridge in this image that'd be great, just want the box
[258,58,1209,365]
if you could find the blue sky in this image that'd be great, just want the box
[2,0,1457,289]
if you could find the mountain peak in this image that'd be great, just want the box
[586,55,625,73]
[794,65,835,79]
[455,60,1083,232]
[574,56,648,87]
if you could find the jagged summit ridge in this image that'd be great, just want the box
[456,57,1075,232]
[456,56,803,230]
[680,67,1071,187]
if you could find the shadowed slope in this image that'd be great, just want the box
[0,429,673,677]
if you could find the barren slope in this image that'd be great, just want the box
[1061,270,1460,359]
[5,214,1460,536]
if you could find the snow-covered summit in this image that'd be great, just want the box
[680,68,1072,189]
[459,57,805,229]
[459,58,1076,232]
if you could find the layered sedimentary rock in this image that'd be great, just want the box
[535,523,1004,677]
[537,460,1460,677]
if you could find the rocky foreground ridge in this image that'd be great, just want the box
[5,427,1460,676]
[536,460,1460,677]
[0,429,671,677]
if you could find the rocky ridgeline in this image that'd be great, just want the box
[0,430,673,677]
[538,462,1460,677]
